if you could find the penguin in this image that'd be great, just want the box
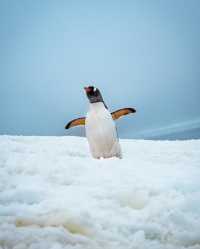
[65,86,136,159]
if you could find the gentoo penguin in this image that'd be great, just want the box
[65,86,136,159]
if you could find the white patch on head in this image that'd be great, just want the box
[94,87,96,92]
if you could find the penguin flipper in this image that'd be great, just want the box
[65,117,85,129]
[111,108,136,120]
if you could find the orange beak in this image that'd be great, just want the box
[84,86,92,93]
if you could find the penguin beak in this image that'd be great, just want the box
[84,87,92,93]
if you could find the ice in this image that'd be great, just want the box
[0,135,200,249]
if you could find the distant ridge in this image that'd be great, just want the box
[135,118,200,140]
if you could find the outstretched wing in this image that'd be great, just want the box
[65,107,136,128]
[65,117,86,129]
[111,108,136,120]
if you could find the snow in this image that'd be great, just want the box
[0,135,200,249]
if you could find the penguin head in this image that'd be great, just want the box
[84,86,103,104]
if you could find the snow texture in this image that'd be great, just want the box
[0,136,200,249]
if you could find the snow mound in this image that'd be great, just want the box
[0,136,200,249]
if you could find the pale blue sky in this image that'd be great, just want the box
[0,0,199,138]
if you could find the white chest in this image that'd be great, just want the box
[85,102,121,158]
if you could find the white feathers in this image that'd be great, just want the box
[85,102,122,158]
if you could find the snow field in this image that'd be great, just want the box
[0,136,200,249]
